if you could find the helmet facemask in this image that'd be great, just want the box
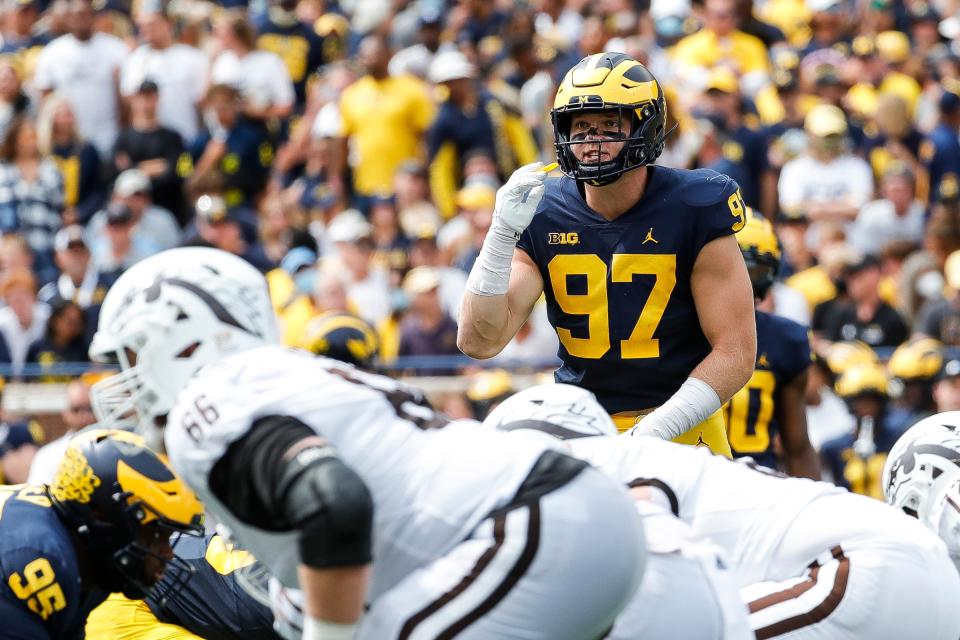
[552,100,666,186]
[75,495,201,603]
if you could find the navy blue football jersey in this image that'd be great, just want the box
[517,166,746,413]
[145,534,279,640]
[0,484,107,640]
[724,310,812,468]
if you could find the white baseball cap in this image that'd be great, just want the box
[113,169,151,197]
[428,51,476,84]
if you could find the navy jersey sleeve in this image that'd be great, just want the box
[0,545,81,639]
[683,169,744,252]
[0,596,49,640]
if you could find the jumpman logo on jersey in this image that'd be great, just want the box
[696,434,707,448]
[757,353,770,368]
[642,228,659,245]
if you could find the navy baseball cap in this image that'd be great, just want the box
[0,420,44,456]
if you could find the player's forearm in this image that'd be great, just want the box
[460,162,549,358]
[298,564,369,637]
[632,345,753,440]
[458,291,513,359]
[785,445,822,481]
[690,340,756,405]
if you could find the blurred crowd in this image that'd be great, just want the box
[0,0,958,483]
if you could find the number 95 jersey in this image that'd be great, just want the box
[0,485,100,640]
[517,167,745,413]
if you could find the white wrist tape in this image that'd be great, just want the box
[466,222,519,296]
[631,377,721,441]
[302,616,357,640]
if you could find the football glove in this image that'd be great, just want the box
[492,162,549,236]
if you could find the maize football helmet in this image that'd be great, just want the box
[299,312,379,369]
[552,52,667,186]
[49,429,204,601]
[735,209,781,300]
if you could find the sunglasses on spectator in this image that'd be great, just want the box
[68,404,93,413]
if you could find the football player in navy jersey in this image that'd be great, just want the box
[459,52,756,456]
[0,429,203,640]
[725,211,820,478]
[86,533,281,640]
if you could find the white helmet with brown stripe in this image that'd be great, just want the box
[927,475,960,574]
[89,247,278,448]
[882,412,960,525]
[482,383,617,439]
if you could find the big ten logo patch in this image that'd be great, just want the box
[548,232,579,246]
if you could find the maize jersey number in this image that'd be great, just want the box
[547,253,677,360]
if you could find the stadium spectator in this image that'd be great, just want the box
[333,34,435,210]
[820,362,897,497]
[270,246,317,346]
[25,298,87,380]
[326,209,391,327]
[451,0,508,55]
[672,0,770,95]
[0,417,43,484]
[188,83,274,209]
[398,265,459,373]
[36,95,102,226]
[1,0,47,57]
[850,165,926,255]
[26,378,94,483]
[778,104,874,240]
[120,3,208,143]
[184,194,273,271]
[449,179,495,273]
[934,357,960,411]
[921,88,960,203]
[0,117,63,283]
[90,202,162,276]
[813,254,909,347]
[800,0,849,57]
[861,92,924,183]
[917,249,960,345]
[369,195,411,273]
[113,80,188,224]
[32,0,126,155]
[696,68,775,212]
[88,169,180,251]
[0,267,48,376]
[406,224,466,322]
[253,0,325,109]
[210,11,294,123]
[388,10,449,79]
[0,57,31,140]
[38,225,112,336]
[426,50,537,218]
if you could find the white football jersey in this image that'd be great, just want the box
[568,437,842,584]
[166,345,550,598]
